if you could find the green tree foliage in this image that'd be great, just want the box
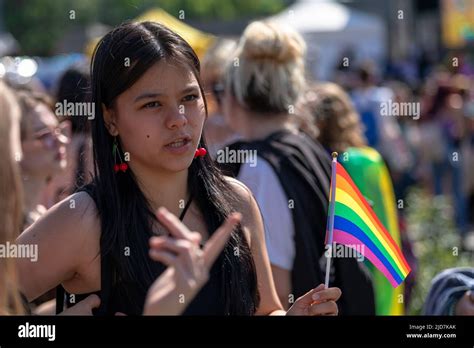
[405,189,473,314]
[3,0,290,55]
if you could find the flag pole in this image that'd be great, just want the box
[325,152,338,289]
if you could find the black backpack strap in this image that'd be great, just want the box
[215,141,246,178]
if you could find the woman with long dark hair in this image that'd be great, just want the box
[16,21,341,315]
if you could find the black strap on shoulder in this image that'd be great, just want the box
[179,194,193,221]
[215,141,247,178]
[55,285,65,314]
[19,292,31,315]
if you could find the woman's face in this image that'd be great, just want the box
[108,61,206,174]
[20,103,68,178]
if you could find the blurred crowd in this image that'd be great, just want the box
[334,58,474,240]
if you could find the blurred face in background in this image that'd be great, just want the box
[20,102,68,179]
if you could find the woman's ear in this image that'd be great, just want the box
[102,103,118,136]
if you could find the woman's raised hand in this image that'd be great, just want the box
[144,207,241,315]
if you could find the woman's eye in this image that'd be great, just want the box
[143,101,162,109]
[182,94,198,102]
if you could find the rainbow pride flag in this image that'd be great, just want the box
[325,154,411,288]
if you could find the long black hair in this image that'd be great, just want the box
[88,21,259,315]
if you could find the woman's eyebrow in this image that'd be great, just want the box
[134,92,164,103]
[180,86,200,94]
[133,86,199,103]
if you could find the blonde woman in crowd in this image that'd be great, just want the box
[16,91,70,229]
[201,38,241,158]
[220,21,372,314]
[0,80,25,314]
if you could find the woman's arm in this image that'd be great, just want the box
[15,191,100,302]
[237,158,296,310]
[225,177,285,315]
[271,265,292,310]
[226,177,342,316]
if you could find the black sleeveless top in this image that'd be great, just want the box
[56,187,228,316]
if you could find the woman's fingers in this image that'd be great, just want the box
[312,286,342,303]
[156,207,194,241]
[307,286,341,315]
[149,249,177,266]
[202,212,241,269]
[189,231,202,245]
[83,294,101,309]
[309,300,339,316]
[150,236,193,254]
[293,284,325,307]
[287,285,341,316]
[149,237,201,277]
[59,294,101,316]
[150,211,241,280]
[149,236,206,281]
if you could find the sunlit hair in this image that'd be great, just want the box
[202,38,237,86]
[226,20,307,115]
[303,82,367,153]
[202,39,237,108]
[15,90,55,140]
[0,80,24,314]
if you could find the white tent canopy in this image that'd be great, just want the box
[269,0,387,80]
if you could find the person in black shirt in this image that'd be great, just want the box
[219,21,374,314]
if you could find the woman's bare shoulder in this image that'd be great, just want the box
[16,191,101,300]
[223,176,254,209]
[223,176,263,245]
[18,190,100,252]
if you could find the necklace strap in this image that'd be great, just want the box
[179,194,193,221]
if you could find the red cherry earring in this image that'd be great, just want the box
[113,137,128,172]
[194,147,207,158]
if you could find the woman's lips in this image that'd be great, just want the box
[164,138,192,155]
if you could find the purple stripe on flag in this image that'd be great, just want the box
[333,229,400,287]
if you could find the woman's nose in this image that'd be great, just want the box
[166,106,188,129]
